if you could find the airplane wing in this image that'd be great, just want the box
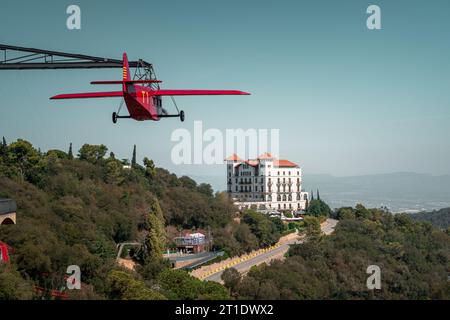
[50,91,123,100]
[152,90,250,96]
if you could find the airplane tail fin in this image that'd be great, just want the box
[122,53,131,92]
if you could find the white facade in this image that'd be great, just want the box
[225,153,309,212]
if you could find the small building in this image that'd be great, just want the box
[0,198,16,225]
[174,232,207,254]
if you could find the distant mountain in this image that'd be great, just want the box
[193,172,450,213]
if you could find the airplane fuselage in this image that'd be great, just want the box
[124,85,160,121]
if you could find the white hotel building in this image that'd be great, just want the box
[225,153,309,212]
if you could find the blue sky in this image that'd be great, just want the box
[1,0,450,179]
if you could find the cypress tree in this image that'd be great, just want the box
[0,136,6,155]
[310,190,314,201]
[317,189,321,201]
[132,145,137,167]
[68,143,73,160]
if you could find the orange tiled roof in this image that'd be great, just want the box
[225,154,242,161]
[257,152,274,160]
[274,159,298,168]
[245,160,259,166]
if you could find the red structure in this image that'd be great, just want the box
[0,241,11,263]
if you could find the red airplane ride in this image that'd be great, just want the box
[51,53,250,123]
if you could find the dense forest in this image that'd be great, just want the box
[0,138,449,300]
[224,205,450,299]
[409,208,450,230]
[0,138,285,299]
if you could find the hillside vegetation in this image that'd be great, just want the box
[0,139,285,299]
[409,208,450,230]
[227,205,450,299]
[1,139,449,300]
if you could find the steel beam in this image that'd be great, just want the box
[0,44,153,70]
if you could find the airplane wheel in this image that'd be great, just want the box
[180,110,185,122]
[112,112,118,124]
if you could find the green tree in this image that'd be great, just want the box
[157,269,229,300]
[106,270,166,300]
[179,176,197,189]
[131,145,137,167]
[0,265,35,300]
[6,139,41,181]
[335,207,355,220]
[242,210,284,247]
[303,216,322,240]
[221,267,241,296]
[105,158,124,185]
[197,183,213,197]
[68,142,73,160]
[143,198,166,260]
[307,199,331,217]
[200,281,229,300]
[143,157,156,178]
[46,149,67,159]
[78,144,108,164]
[0,136,7,156]
[354,203,370,220]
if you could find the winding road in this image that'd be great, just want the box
[203,218,338,283]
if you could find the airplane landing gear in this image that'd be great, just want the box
[112,112,118,124]
[180,110,185,122]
